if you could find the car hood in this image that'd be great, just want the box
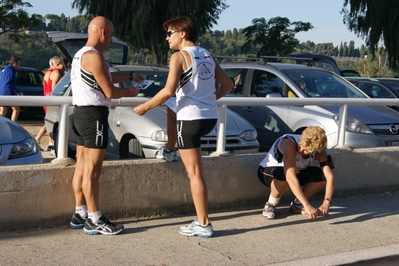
[0,117,30,144]
[322,105,399,124]
[125,105,255,137]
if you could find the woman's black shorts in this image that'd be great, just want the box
[257,166,326,187]
[176,119,217,149]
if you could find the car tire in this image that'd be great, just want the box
[120,134,144,159]
[53,126,76,159]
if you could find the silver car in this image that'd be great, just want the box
[221,60,399,148]
[44,32,259,159]
[0,116,43,165]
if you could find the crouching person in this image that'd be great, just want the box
[257,126,335,219]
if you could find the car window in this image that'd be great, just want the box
[223,68,248,96]
[380,81,399,96]
[16,71,43,87]
[282,69,367,98]
[360,83,395,98]
[52,72,71,96]
[250,70,284,97]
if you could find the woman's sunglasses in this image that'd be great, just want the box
[166,30,179,37]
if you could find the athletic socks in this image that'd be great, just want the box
[88,211,102,224]
[75,205,88,219]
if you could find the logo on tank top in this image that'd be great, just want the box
[197,62,214,80]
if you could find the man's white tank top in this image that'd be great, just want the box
[175,46,217,121]
[259,134,317,172]
[71,46,111,107]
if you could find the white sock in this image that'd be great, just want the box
[88,211,102,224]
[75,205,87,218]
[267,195,280,206]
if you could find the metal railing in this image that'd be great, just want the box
[1,96,399,160]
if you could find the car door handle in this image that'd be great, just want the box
[243,106,254,112]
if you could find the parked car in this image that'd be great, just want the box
[44,32,259,159]
[346,77,399,111]
[221,59,399,149]
[340,68,361,77]
[288,52,361,77]
[0,66,44,117]
[0,116,43,165]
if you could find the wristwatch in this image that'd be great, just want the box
[324,198,332,203]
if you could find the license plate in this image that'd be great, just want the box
[388,141,399,146]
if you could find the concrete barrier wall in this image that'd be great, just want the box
[1,147,399,230]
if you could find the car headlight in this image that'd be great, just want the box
[9,137,39,158]
[333,115,372,134]
[240,130,257,141]
[151,130,168,142]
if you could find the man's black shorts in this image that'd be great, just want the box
[71,106,109,149]
[257,166,326,187]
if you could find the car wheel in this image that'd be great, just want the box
[54,126,76,159]
[120,134,144,159]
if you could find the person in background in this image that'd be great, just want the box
[257,126,335,219]
[133,16,233,238]
[36,56,63,152]
[0,55,23,122]
[69,16,144,236]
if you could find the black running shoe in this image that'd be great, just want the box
[83,215,124,236]
[69,213,87,229]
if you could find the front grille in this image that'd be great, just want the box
[369,124,399,136]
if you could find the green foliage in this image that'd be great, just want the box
[342,0,399,70]
[71,0,228,64]
[0,32,60,70]
[241,17,314,57]
[0,0,41,39]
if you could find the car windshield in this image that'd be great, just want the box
[52,72,71,96]
[120,72,169,97]
[57,39,126,65]
[282,69,367,98]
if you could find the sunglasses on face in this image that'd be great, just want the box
[166,30,179,37]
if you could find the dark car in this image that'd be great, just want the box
[288,52,361,77]
[0,66,44,117]
[346,77,399,112]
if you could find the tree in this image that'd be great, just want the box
[240,17,313,57]
[71,0,228,65]
[0,0,41,37]
[341,0,399,70]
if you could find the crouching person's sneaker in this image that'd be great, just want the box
[70,213,87,229]
[155,148,178,162]
[178,218,213,238]
[262,202,276,219]
[289,199,304,214]
[83,215,124,236]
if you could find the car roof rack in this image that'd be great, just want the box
[215,56,259,63]
[258,56,315,65]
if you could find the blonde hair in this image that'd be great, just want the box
[299,126,327,153]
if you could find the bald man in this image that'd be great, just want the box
[68,16,145,235]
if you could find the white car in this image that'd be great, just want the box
[44,32,259,159]
[0,116,43,165]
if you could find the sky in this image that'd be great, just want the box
[26,0,365,47]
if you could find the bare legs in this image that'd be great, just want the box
[179,147,209,225]
[72,145,106,212]
[270,179,326,200]
[0,106,20,122]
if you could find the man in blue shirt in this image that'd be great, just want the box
[0,56,22,121]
